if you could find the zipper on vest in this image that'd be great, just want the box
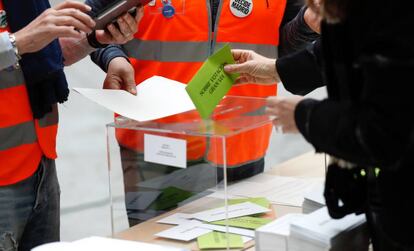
[206,0,213,56]
[210,0,224,55]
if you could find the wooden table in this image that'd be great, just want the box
[114,151,326,250]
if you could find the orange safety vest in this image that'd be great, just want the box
[0,2,58,185]
[117,0,285,167]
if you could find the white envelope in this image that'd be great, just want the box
[199,223,255,237]
[155,220,212,241]
[191,202,270,222]
[157,213,193,225]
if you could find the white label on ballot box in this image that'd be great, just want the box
[144,134,187,168]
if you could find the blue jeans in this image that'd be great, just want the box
[0,157,60,251]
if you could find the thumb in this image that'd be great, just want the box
[123,72,137,95]
[224,62,252,74]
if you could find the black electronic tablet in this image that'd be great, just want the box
[92,0,151,30]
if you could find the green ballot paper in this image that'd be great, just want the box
[149,186,193,211]
[197,231,244,250]
[211,216,272,230]
[186,44,239,119]
[228,197,271,209]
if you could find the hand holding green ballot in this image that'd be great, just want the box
[186,44,239,119]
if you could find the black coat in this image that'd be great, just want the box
[280,0,414,247]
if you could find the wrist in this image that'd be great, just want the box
[106,56,131,72]
[87,31,107,49]
[13,31,27,56]
[265,58,279,82]
[8,33,22,60]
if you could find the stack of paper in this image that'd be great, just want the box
[155,201,270,241]
[154,198,273,249]
[288,207,369,251]
[255,214,304,251]
[209,174,324,207]
[191,202,270,222]
[302,184,326,214]
[32,236,188,251]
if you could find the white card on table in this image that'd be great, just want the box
[155,220,212,242]
[191,202,270,222]
[199,223,255,237]
[157,213,193,225]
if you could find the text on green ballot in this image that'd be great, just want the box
[186,44,239,119]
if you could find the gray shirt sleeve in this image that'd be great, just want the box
[0,31,18,71]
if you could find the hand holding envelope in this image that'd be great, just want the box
[186,44,239,119]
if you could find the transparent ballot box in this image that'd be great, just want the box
[106,96,274,250]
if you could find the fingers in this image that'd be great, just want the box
[52,25,83,39]
[265,96,301,134]
[265,105,280,117]
[223,64,238,73]
[122,12,138,33]
[98,8,142,45]
[106,57,137,95]
[104,72,136,95]
[116,14,135,39]
[52,1,95,33]
[135,7,144,22]
[230,49,251,62]
[54,1,92,13]
[103,78,122,90]
[266,96,280,106]
[231,49,245,62]
[51,7,95,32]
[272,118,283,133]
[104,22,134,44]
[123,71,137,95]
[106,23,123,42]
[233,76,252,85]
[224,62,251,74]
[94,30,112,44]
[52,12,94,33]
[265,96,282,116]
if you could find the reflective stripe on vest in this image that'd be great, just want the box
[125,40,278,63]
[38,104,59,128]
[35,104,58,159]
[124,40,210,62]
[215,42,277,59]
[0,68,25,90]
[0,121,37,151]
[119,0,285,166]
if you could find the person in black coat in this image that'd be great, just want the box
[224,0,414,250]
